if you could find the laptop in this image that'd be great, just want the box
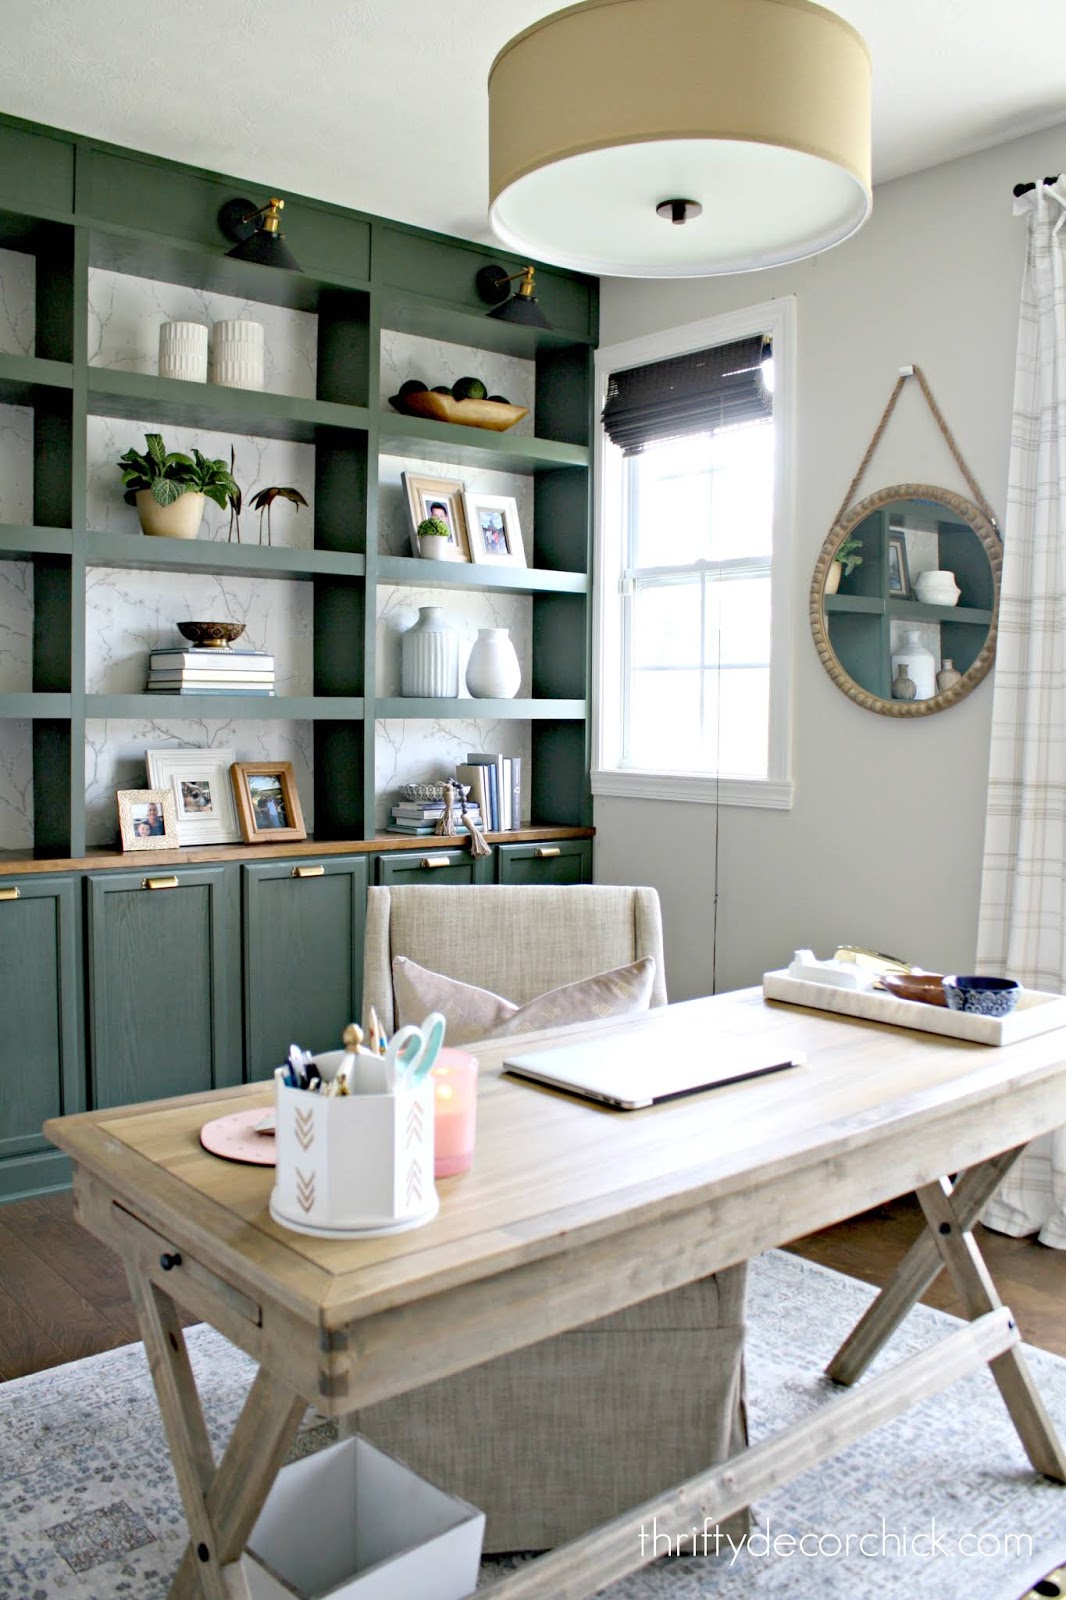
[503,1031,805,1110]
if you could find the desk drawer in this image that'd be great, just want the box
[112,1204,262,1328]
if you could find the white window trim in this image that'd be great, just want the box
[591,296,796,809]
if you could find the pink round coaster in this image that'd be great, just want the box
[200,1106,277,1166]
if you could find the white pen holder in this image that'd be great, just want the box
[270,1074,438,1239]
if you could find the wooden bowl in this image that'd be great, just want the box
[388,391,528,432]
[176,621,246,649]
[879,971,948,1008]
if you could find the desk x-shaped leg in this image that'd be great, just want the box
[125,1263,305,1600]
[826,1144,1066,1481]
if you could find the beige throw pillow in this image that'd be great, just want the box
[392,955,657,1046]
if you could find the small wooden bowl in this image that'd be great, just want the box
[388,391,529,432]
[879,971,948,1008]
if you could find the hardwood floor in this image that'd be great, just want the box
[0,1187,1061,1382]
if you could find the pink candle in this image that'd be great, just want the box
[432,1048,479,1177]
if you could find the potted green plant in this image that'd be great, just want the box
[117,433,241,540]
[416,514,452,559]
[825,532,862,595]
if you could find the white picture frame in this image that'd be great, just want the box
[146,747,241,845]
[463,491,526,568]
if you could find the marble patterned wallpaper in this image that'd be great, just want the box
[375,718,531,831]
[87,414,315,547]
[0,247,34,356]
[0,561,31,692]
[88,269,318,399]
[0,403,33,522]
[378,451,534,560]
[0,723,32,849]
[85,718,313,848]
[380,331,534,437]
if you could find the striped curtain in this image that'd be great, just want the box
[977,177,1066,1249]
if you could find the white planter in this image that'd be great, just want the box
[417,532,463,562]
[914,569,961,607]
[158,320,209,382]
[465,627,521,699]
[244,1435,485,1600]
[211,318,265,390]
[271,1069,437,1237]
[891,627,937,700]
[401,607,459,698]
[135,488,205,540]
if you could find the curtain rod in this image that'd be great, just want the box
[1013,175,1061,197]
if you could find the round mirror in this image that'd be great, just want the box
[809,484,1002,717]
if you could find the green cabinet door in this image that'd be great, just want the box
[242,856,368,1079]
[0,876,82,1199]
[496,839,593,886]
[375,847,492,886]
[86,867,240,1110]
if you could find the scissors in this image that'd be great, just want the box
[383,1011,447,1091]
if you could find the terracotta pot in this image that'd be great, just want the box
[136,488,205,540]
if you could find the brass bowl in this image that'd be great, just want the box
[879,971,948,1008]
[176,621,246,649]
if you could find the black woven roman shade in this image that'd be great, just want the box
[602,335,771,455]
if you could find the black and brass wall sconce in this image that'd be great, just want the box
[218,196,301,272]
[474,263,552,330]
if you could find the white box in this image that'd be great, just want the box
[244,1436,485,1600]
[271,1074,437,1237]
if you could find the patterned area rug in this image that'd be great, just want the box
[0,1249,1063,1599]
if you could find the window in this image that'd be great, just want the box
[593,299,795,808]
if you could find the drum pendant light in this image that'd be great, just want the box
[488,0,872,278]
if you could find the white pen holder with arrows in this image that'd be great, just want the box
[273,1017,444,1228]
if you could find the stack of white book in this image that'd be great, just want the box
[146,647,275,695]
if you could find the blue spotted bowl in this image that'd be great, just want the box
[942,975,1021,1016]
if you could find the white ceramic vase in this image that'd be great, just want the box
[211,319,265,390]
[465,627,521,699]
[914,569,961,607]
[158,321,209,383]
[401,607,459,698]
[891,627,936,700]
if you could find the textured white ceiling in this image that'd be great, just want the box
[1,0,1063,243]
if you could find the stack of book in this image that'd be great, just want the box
[146,648,275,696]
[457,753,522,832]
[388,797,485,836]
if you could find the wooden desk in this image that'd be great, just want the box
[45,988,1066,1600]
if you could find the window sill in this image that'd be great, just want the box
[591,769,794,809]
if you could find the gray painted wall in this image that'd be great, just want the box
[594,122,1066,1001]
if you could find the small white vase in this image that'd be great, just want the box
[914,569,961,607]
[465,627,521,699]
[135,489,205,540]
[891,627,936,700]
[158,321,209,383]
[210,319,265,390]
[401,607,459,698]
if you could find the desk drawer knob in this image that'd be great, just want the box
[420,855,451,869]
[143,876,179,891]
[292,864,325,878]
[0,886,19,901]
[159,1252,182,1271]
[534,847,561,859]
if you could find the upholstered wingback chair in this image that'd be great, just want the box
[354,883,748,1552]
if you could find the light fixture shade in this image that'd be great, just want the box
[226,230,301,272]
[488,0,872,278]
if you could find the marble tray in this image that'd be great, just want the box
[762,969,1066,1046]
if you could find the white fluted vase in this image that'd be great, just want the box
[465,627,521,699]
[158,321,209,382]
[401,607,459,698]
[210,319,265,390]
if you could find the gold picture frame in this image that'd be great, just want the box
[230,761,307,843]
[463,491,526,568]
[402,471,471,562]
[117,788,180,852]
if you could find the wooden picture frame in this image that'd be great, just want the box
[230,761,307,843]
[146,747,241,846]
[887,531,911,597]
[463,491,526,568]
[402,471,471,562]
[117,788,180,852]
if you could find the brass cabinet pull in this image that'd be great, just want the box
[420,855,451,869]
[291,864,325,878]
[534,847,561,859]
[0,886,19,901]
[142,876,179,891]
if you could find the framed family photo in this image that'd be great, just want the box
[117,789,179,852]
[231,761,307,843]
[463,491,526,568]
[402,471,471,562]
[146,747,241,846]
[887,531,911,597]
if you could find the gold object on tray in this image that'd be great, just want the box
[832,944,913,975]
[389,391,529,432]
